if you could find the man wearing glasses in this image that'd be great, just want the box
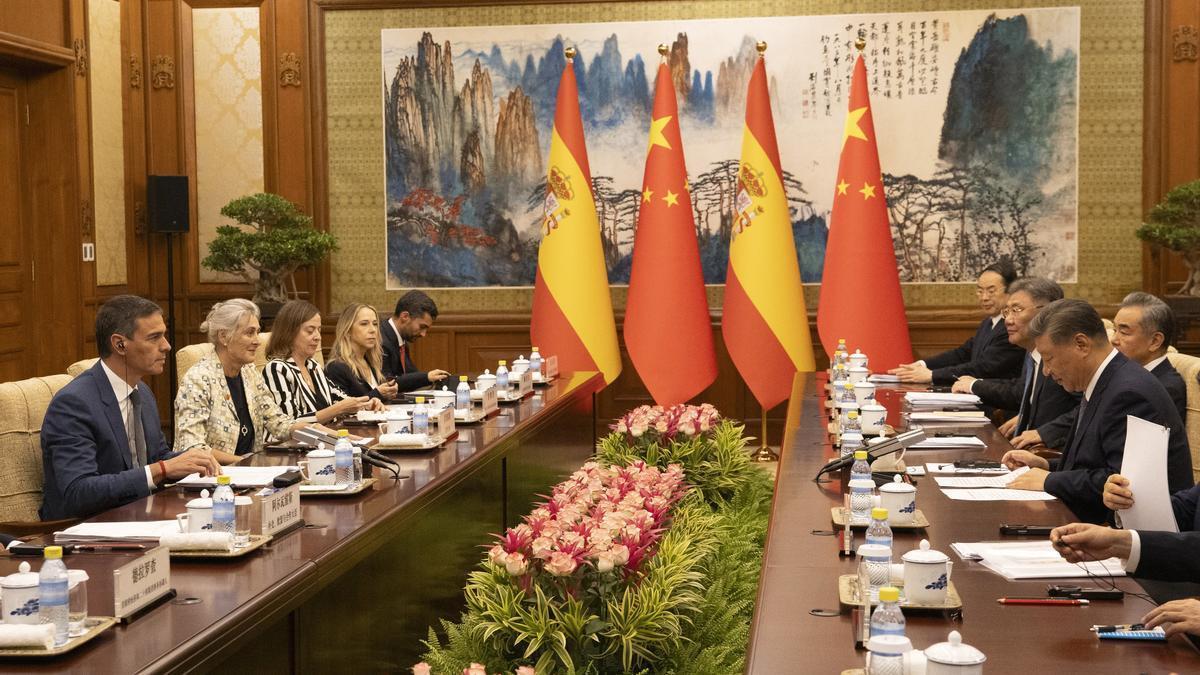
[889,260,1025,385]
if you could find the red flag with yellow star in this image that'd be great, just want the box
[816,54,912,370]
[624,59,717,405]
[721,53,816,411]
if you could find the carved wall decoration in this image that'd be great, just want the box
[73,38,88,76]
[130,55,142,88]
[81,200,93,236]
[134,201,146,235]
[151,55,175,89]
[279,52,301,87]
[1174,25,1198,61]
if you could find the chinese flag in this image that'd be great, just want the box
[624,60,717,405]
[816,54,913,370]
[721,54,816,411]
[531,54,622,384]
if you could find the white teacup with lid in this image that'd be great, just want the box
[879,474,917,525]
[854,380,877,406]
[860,403,888,434]
[299,447,337,485]
[865,634,912,675]
[511,355,530,374]
[1,561,41,624]
[475,369,496,392]
[176,488,214,533]
[924,630,985,674]
[902,539,953,606]
[848,349,869,369]
[848,364,870,384]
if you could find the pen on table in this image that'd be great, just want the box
[997,597,1090,606]
[1091,623,1144,633]
[71,544,146,552]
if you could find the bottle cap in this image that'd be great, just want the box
[848,411,859,419]
[871,507,888,520]
[337,429,349,437]
[844,382,854,389]
[44,546,63,560]
[217,474,232,485]
[854,450,868,460]
[531,346,539,352]
[416,397,425,404]
[460,375,468,381]
[499,360,507,366]
[878,586,900,602]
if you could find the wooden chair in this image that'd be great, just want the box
[1166,352,1200,483]
[0,374,81,535]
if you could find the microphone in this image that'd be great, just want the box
[362,450,408,479]
[814,428,927,480]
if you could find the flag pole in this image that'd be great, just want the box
[753,408,777,462]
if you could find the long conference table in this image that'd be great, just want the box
[746,374,1200,673]
[0,372,603,673]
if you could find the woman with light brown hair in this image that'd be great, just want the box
[263,299,382,422]
[324,303,399,401]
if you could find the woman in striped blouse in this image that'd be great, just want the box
[262,300,382,422]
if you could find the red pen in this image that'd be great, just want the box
[997,597,1089,606]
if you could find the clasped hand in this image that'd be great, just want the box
[886,361,932,384]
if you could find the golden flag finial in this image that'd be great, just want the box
[756,41,767,55]
[565,46,576,61]
[855,29,866,52]
[658,44,669,59]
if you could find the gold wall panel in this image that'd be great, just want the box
[88,0,126,286]
[325,0,1142,313]
[192,7,265,283]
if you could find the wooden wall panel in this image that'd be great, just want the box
[0,1,71,49]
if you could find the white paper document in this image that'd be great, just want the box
[868,373,902,383]
[176,466,296,488]
[55,520,180,542]
[926,462,1009,475]
[904,391,982,406]
[940,488,1056,501]
[1117,415,1179,533]
[909,411,989,423]
[911,436,987,450]
[934,467,1028,488]
[951,540,1125,580]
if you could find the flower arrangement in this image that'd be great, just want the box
[612,403,721,443]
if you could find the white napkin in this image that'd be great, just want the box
[159,532,234,551]
[377,433,430,447]
[0,624,55,649]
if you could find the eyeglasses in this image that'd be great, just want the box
[1001,304,1046,318]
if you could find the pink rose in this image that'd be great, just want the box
[516,667,537,675]
[488,544,507,565]
[595,551,616,573]
[530,536,554,560]
[545,551,578,576]
[609,544,630,566]
[505,552,529,576]
[412,663,432,675]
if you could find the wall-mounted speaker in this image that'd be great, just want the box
[147,175,190,233]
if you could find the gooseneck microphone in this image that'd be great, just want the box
[813,428,927,480]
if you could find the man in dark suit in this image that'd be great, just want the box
[952,277,1079,442]
[380,290,450,392]
[40,296,220,521]
[1001,299,1192,524]
[889,260,1025,385]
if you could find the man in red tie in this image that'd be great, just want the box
[380,290,450,392]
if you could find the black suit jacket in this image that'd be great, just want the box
[1045,351,1193,524]
[973,356,1080,435]
[40,361,177,520]
[324,360,389,401]
[924,316,1025,385]
[380,319,433,392]
[1134,484,1200,582]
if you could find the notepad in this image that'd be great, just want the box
[904,391,982,406]
[868,374,901,383]
[940,487,1056,501]
[934,467,1027,488]
[176,466,296,488]
[911,436,987,450]
[1096,627,1166,641]
[909,411,989,423]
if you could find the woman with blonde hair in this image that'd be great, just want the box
[263,299,382,421]
[324,303,399,401]
[175,299,307,458]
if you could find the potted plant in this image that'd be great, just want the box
[202,193,338,313]
[1137,179,1200,296]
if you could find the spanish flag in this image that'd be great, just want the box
[721,48,815,411]
[624,56,717,405]
[530,50,621,384]
[816,52,913,370]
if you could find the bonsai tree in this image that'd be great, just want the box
[1137,179,1200,296]
[202,193,338,305]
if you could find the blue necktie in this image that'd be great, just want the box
[1015,354,1035,433]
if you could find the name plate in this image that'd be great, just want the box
[517,370,533,396]
[113,546,171,620]
[261,484,301,537]
[480,386,499,415]
[435,405,455,439]
[544,355,559,379]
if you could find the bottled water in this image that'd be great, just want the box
[851,450,872,483]
[212,475,235,535]
[39,546,69,645]
[834,338,849,367]
[870,586,906,638]
[843,410,862,434]
[455,375,471,412]
[412,397,429,435]
[333,430,354,484]
[529,347,542,377]
[496,360,509,391]
[831,364,849,384]
[866,507,893,551]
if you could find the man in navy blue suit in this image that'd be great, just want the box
[888,260,1025,385]
[40,296,220,521]
[380,290,451,392]
[1001,299,1192,524]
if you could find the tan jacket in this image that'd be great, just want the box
[174,353,293,454]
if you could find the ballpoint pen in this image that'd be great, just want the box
[71,544,146,552]
[1091,623,1145,633]
[997,597,1090,606]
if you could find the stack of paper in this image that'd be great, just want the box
[176,466,296,488]
[933,466,1027,488]
[55,520,180,543]
[940,488,1056,501]
[904,392,982,408]
[926,462,1009,475]
[909,410,989,423]
[868,373,902,383]
[911,436,987,449]
[950,540,1124,580]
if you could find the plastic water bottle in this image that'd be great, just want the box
[455,375,471,412]
[334,429,354,484]
[870,586,906,637]
[39,546,69,645]
[412,396,429,435]
[866,507,893,550]
[834,338,849,367]
[529,347,542,377]
[213,474,235,535]
[851,450,872,483]
[496,360,509,391]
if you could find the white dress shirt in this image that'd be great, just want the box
[1083,348,1120,403]
[1123,530,1142,573]
[99,360,156,489]
[1143,355,1168,373]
